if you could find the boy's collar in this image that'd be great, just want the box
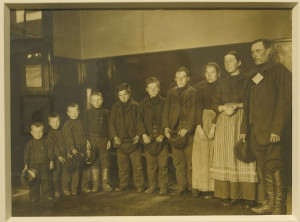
[118,98,133,105]
[149,95,161,99]
[50,127,60,130]
[177,84,188,90]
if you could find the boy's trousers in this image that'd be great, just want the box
[117,146,144,188]
[53,159,62,193]
[90,136,110,169]
[145,145,168,189]
[29,163,51,201]
[171,135,193,190]
[61,167,80,193]
[81,136,111,190]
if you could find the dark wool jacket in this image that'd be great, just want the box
[137,96,165,136]
[85,107,110,138]
[162,85,197,132]
[110,98,139,139]
[63,119,88,152]
[47,129,68,158]
[24,137,55,166]
[240,62,292,145]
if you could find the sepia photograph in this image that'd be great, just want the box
[1,1,300,221]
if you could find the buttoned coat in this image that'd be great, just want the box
[110,98,139,139]
[24,138,55,166]
[84,107,110,138]
[162,85,197,132]
[137,96,165,136]
[63,119,88,153]
[47,129,68,158]
[241,62,292,145]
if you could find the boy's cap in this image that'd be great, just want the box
[64,157,77,171]
[85,148,98,165]
[114,138,137,154]
[168,132,187,149]
[144,140,163,155]
[64,153,85,171]
[233,139,256,163]
[20,169,36,185]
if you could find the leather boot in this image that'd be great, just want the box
[251,170,274,214]
[91,167,100,193]
[272,169,287,215]
[102,168,113,192]
[81,167,91,193]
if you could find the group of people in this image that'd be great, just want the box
[22,39,291,215]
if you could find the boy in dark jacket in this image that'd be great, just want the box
[162,67,197,195]
[84,91,112,192]
[47,113,68,198]
[110,83,144,192]
[62,103,90,195]
[137,77,168,195]
[23,122,54,202]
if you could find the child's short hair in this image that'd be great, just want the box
[90,90,103,98]
[48,113,61,121]
[175,66,190,77]
[205,62,221,76]
[31,122,44,130]
[116,83,131,94]
[146,77,161,89]
[67,103,80,111]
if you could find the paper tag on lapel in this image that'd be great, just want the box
[252,72,264,84]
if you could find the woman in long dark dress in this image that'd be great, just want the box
[211,51,257,207]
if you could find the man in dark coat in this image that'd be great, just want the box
[240,39,292,215]
[162,67,197,195]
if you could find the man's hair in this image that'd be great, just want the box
[205,62,221,76]
[225,50,242,62]
[48,113,61,121]
[90,90,103,98]
[175,66,190,77]
[146,77,161,89]
[252,39,271,49]
[116,82,131,94]
[31,122,44,129]
[67,103,80,111]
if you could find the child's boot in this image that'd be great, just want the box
[102,168,113,192]
[91,167,100,193]
[81,167,91,193]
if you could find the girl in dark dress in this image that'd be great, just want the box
[192,62,220,197]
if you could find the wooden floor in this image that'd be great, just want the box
[11,184,292,217]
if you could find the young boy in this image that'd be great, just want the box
[47,113,68,198]
[23,122,54,202]
[110,83,144,192]
[83,91,112,192]
[62,103,90,195]
[162,67,197,195]
[137,77,168,195]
